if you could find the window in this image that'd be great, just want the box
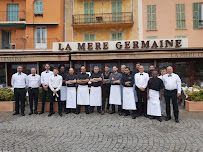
[147,36,157,39]
[0,64,6,88]
[7,4,19,21]
[111,32,123,41]
[112,1,122,22]
[35,26,47,49]
[84,2,94,23]
[35,1,43,14]
[84,34,95,41]
[176,35,187,38]
[147,5,156,30]
[176,4,186,29]
[193,3,203,29]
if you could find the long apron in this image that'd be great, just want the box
[147,89,161,116]
[77,85,90,105]
[109,85,121,105]
[123,87,136,110]
[66,87,76,108]
[90,86,102,106]
[60,86,67,101]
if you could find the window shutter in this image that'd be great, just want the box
[35,1,43,14]
[147,5,156,30]
[111,33,122,41]
[152,5,156,30]
[193,3,199,29]
[84,34,95,41]
[176,4,186,29]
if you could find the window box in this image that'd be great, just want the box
[185,100,203,112]
[0,101,15,111]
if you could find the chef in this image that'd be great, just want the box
[109,66,122,114]
[48,68,62,117]
[121,67,137,119]
[89,66,103,113]
[65,68,77,114]
[76,66,90,114]
[147,70,164,122]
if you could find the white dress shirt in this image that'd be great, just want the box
[49,74,62,91]
[26,74,41,88]
[134,72,149,88]
[11,72,27,88]
[41,70,53,85]
[162,73,181,93]
[158,75,164,80]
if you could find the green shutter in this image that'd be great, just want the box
[112,1,122,22]
[147,5,156,30]
[84,2,94,23]
[7,5,19,21]
[193,3,199,29]
[111,33,122,41]
[35,1,43,14]
[84,34,95,41]
[176,4,186,29]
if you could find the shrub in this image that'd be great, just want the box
[185,86,203,101]
[38,87,49,102]
[0,88,15,101]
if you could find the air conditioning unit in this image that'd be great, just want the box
[10,43,16,49]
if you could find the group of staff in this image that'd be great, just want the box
[11,63,181,123]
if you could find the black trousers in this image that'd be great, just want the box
[28,88,39,112]
[41,87,52,112]
[164,89,179,119]
[90,106,101,113]
[49,90,62,114]
[102,84,110,110]
[112,105,122,113]
[136,87,147,116]
[14,88,26,113]
[77,105,89,113]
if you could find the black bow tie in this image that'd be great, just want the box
[32,74,35,76]
[54,75,57,77]
[18,73,21,75]
[140,74,143,75]
[168,75,172,77]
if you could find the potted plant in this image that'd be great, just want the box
[0,88,15,111]
[185,86,203,112]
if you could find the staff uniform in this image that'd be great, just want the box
[109,72,122,113]
[121,73,136,118]
[101,72,111,111]
[49,74,62,116]
[90,72,102,113]
[26,74,41,113]
[65,74,77,113]
[11,72,27,115]
[134,72,149,117]
[77,73,90,114]
[147,78,164,117]
[162,73,181,121]
[40,70,53,113]
[158,75,165,115]
[59,72,67,101]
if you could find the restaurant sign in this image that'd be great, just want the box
[52,39,188,51]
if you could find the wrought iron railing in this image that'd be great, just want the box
[72,12,133,25]
[0,11,26,22]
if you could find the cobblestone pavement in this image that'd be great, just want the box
[0,106,203,152]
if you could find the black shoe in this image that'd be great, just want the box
[73,111,77,114]
[110,111,115,114]
[90,111,94,114]
[144,114,149,118]
[29,112,33,115]
[132,115,136,119]
[66,111,70,114]
[118,112,122,116]
[85,111,89,114]
[157,117,162,122]
[21,113,25,116]
[52,112,55,114]
[13,112,19,115]
[124,113,130,116]
[97,111,101,114]
[39,111,44,115]
[59,113,62,117]
[34,111,38,114]
[175,119,180,123]
[48,113,52,117]
[149,116,156,119]
[165,117,171,121]
[76,111,80,114]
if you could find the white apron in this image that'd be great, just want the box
[109,85,121,105]
[60,86,67,101]
[77,85,90,105]
[90,86,102,106]
[147,89,161,116]
[66,87,76,108]
[123,87,136,110]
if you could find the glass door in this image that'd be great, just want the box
[35,26,47,49]
[1,30,11,49]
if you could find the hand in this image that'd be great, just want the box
[112,78,115,81]
[43,85,48,91]
[139,87,145,91]
[177,93,181,98]
[53,89,57,94]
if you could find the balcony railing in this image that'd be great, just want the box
[0,11,26,22]
[72,12,133,25]
[0,38,59,50]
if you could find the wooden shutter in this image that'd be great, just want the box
[35,1,43,14]
[84,34,95,41]
[112,1,122,22]
[7,4,19,21]
[147,5,156,30]
[193,3,199,29]
[176,4,186,29]
[84,2,94,23]
[111,33,122,41]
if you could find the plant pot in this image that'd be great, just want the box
[0,101,15,111]
[37,102,58,112]
[185,100,203,112]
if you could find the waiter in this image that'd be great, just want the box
[90,66,103,113]
[134,65,149,118]
[147,70,164,122]
[121,67,137,119]
[158,68,167,115]
[109,66,122,114]
[49,68,62,117]
[11,66,27,116]
[162,66,181,123]
[120,65,126,116]
[76,66,90,114]
[65,68,77,114]
[39,64,53,114]
[132,62,141,76]
[101,66,111,115]
[26,68,41,115]
[59,64,67,112]
[148,65,155,78]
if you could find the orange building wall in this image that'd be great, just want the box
[142,0,203,47]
